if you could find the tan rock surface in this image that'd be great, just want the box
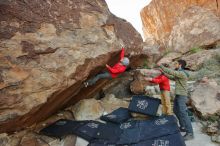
[191,79,220,117]
[168,6,220,53]
[141,0,220,51]
[71,98,104,120]
[182,48,220,70]
[0,0,143,133]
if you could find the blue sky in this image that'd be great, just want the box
[105,0,152,38]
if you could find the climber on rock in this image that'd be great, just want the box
[84,46,129,87]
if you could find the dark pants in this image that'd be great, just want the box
[173,95,193,134]
[87,72,112,86]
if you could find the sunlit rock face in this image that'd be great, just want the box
[141,0,220,52]
[0,0,143,133]
[167,6,220,53]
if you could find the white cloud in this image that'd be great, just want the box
[105,0,152,39]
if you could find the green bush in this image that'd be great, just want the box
[189,47,203,54]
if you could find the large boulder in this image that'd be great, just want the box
[0,0,143,133]
[130,70,151,94]
[130,69,162,95]
[100,94,129,114]
[157,52,182,67]
[69,94,129,120]
[141,0,220,48]
[0,131,77,146]
[141,43,167,68]
[182,48,220,71]
[191,79,220,117]
[70,98,104,121]
[168,6,220,53]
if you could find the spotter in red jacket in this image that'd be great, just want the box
[151,74,170,91]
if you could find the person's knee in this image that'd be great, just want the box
[178,107,188,117]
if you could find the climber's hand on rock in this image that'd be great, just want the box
[120,42,124,48]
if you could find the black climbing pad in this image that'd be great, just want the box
[39,119,89,138]
[94,122,123,143]
[100,107,131,124]
[74,121,105,142]
[131,132,186,146]
[117,115,179,145]
[128,95,161,116]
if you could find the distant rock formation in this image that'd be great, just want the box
[141,0,220,52]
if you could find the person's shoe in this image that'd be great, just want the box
[84,82,89,87]
[179,127,186,132]
[183,133,194,141]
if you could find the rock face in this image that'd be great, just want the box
[130,71,148,94]
[141,0,220,52]
[168,6,220,53]
[182,48,220,71]
[130,69,161,95]
[0,0,143,133]
[71,94,129,121]
[71,98,104,120]
[191,79,220,117]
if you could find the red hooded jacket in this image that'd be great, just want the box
[106,48,127,78]
[151,74,170,91]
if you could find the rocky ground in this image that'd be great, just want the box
[185,122,218,146]
[1,47,220,146]
[1,88,219,146]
